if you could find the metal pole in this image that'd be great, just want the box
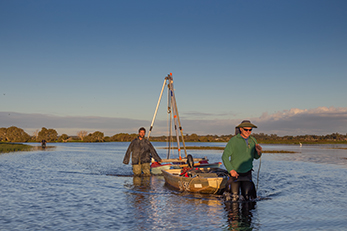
[171,96,182,159]
[147,78,167,139]
[168,78,182,159]
[169,78,188,158]
[167,86,172,159]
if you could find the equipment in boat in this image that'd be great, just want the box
[147,73,220,174]
[187,154,194,168]
[162,167,229,194]
[161,153,228,194]
[151,158,221,175]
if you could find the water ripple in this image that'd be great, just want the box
[0,143,347,230]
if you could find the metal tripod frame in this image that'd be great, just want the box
[147,73,188,160]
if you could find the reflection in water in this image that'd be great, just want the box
[31,145,56,151]
[129,176,154,231]
[224,201,255,230]
[126,176,226,230]
[1,142,347,230]
[133,176,151,188]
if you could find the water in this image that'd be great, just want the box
[0,142,347,230]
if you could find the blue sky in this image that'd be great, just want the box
[1,0,346,136]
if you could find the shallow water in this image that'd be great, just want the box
[0,142,347,230]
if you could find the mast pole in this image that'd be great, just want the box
[170,90,182,159]
[167,83,172,159]
[147,78,167,139]
[169,77,188,158]
[167,74,186,159]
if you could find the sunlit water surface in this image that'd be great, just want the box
[0,142,347,230]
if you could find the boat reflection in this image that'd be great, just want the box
[32,145,56,151]
[224,201,255,230]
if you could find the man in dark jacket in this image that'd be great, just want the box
[123,127,162,176]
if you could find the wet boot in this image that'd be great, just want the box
[232,193,239,202]
[223,191,232,201]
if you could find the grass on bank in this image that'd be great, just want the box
[0,142,33,153]
[258,140,347,145]
[162,146,299,153]
[262,150,298,153]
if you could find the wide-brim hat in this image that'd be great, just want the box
[236,120,257,128]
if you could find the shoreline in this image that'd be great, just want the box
[24,140,347,145]
[159,146,299,153]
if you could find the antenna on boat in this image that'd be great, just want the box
[147,73,188,160]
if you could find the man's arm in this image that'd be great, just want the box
[250,136,262,159]
[148,142,162,162]
[123,141,133,164]
[254,144,262,159]
[222,145,239,178]
[222,143,235,173]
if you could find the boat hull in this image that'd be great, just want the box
[161,169,227,194]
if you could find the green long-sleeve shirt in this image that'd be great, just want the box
[222,134,261,173]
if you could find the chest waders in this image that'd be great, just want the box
[227,171,256,201]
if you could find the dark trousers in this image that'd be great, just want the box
[227,170,256,201]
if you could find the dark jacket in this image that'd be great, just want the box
[123,137,162,165]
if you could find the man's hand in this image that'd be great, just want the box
[230,169,239,178]
[255,144,262,155]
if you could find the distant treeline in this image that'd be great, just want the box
[0,126,346,144]
[147,133,347,144]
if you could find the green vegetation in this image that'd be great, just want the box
[84,131,105,142]
[1,126,347,144]
[185,146,225,150]
[262,150,298,153]
[37,127,58,142]
[253,133,347,144]
[0,142,33,153]
[0,126,58,142]
[161,146,225,150]
[57,134,69,142]
[149,133,347,144]
[162,146,298,153]
[0,126,30,142]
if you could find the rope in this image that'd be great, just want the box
[250,136,262,193]
[256,155,261,192]
[179,176,221,194]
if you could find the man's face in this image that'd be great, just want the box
[240,127,252,138]
[139,130,145,138]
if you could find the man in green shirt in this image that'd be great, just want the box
[222,120,262,201]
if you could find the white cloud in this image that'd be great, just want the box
[253,107,347,135]
[180,111,236,119]
[1,106,346,136]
